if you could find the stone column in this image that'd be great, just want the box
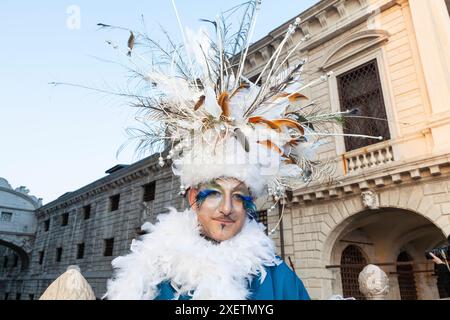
[408,0,450,154]
[408,0,450,114]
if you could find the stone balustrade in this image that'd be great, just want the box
[344,142,394,173]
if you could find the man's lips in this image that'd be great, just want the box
[213,218,235,224]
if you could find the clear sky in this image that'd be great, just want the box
[0,0,319,204]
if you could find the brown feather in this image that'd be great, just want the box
[257,140,283,155]
[287,92,309,102]
[230,83,250,99]
[217,92,230,117]
[283,157,296,164]
[273,92,308,101]
[271,119,305,135]
[248,116,282,131]
[127,31,135,56]
[194,95,205,111]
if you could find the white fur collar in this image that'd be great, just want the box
[105,207,281,300]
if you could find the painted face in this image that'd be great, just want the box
[189,178,255,242]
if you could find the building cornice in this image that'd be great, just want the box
[36,152,172,216]
[288,153,450,205]
[244,0,399,72]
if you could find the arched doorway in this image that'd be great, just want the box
[397,251,418,300]
[341,245,367,299]
[0,240,30,272]
[326,208,447,299]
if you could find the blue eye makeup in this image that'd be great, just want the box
[235,194,257,220]
[195,189,257,220]
[195,189,221,207]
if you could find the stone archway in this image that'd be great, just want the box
[322,207,446,299]
[0,236,33,272]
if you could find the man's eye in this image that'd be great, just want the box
[233,194,247,201]
[198,189,221,199]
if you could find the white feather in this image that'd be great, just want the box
[104,208,281,300]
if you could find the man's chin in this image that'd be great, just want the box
[211,229,235,242]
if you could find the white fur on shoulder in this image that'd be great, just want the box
[104,207,280,300]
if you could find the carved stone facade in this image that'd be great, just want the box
[248,0,450,299]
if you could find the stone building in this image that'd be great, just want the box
[0,154,185,299]
[243,0,450,299]
[0,178,42,300]
[2,0,450,300]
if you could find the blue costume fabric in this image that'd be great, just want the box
[155,260,310,300]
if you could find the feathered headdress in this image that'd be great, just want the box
[93,1,381,208]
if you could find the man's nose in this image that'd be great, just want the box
[219,194,233,216]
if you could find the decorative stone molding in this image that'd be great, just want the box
[315,11,328,29]
[334,0,347,18]
[359,181,370,190]
[374,178,385,187]
[430,165,441,176]
[248,55,257,68]
[259,46,273,61]
[361,190,379,210]
[290,155,450,205]
[358,0,368,7]
[410,169,421,180]
[320,29,390,70]
[300,21,311,37]
[343,185,353,194]
[358,264,389,300]
[392,173,402,184]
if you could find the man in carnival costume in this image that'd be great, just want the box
[42,1,380,300]
[102,0,339,300]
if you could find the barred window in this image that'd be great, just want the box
[143,181,156,202]
[397,251,418,300]
[44,219,50,232]
[83,205,91,220]
[109,195,120,212]
[340,245,367,300]
[337,59,390,151]
[56,247,63,262]
[1,212,12,222]
[104,238,114,256]
[257,210,268,234]
[61,212,69,226]
[38,251,44,265]
[76,243,85,259]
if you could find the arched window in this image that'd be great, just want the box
[397,251,418,300]
[340,245,367,299]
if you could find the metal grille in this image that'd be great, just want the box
[337,59,390,151]
[340,245,367,300]
[257,210,268,234]
[397,251,418,300]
